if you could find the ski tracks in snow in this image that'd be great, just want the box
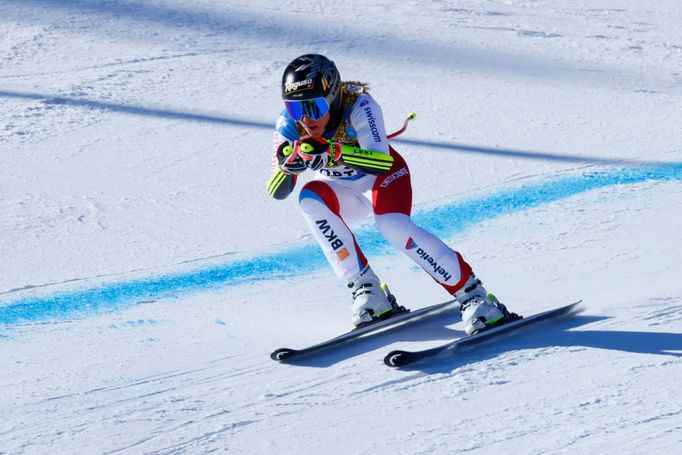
[3,354,269,453]
[2,294,681,453]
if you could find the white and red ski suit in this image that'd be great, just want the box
[271,92,473,294]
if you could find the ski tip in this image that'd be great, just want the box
[270,348,299,362]
[563,300,583,314]
[383,350,411,368]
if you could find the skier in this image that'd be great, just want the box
[266,54,518,334]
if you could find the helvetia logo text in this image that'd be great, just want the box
[415,247,452,282]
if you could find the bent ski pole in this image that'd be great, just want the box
[387,112,416,139]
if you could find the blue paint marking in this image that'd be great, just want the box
[1,163,680,326]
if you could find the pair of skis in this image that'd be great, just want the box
[270,300,581,368]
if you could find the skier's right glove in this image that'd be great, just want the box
[276,141,307,175]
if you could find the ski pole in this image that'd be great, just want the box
[387,112,417,140]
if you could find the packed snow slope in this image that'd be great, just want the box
[1,1,681,453]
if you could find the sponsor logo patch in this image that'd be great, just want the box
[285,78,314,94]
[405,237,418,250]
[415,247,452,282]
[336,247,350,261]
[363,105,382,143]
[319,168,358,178]
[315,219,344,251]
[380,167,409,188]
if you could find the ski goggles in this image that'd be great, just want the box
[284,97,330,121]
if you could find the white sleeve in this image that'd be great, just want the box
[271,131,288,172]
[349,94,390,154]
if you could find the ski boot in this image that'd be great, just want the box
[454,273,520,335]
[348,265,407,328]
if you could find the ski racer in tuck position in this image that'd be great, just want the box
[266,54,519,335]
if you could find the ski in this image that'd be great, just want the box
[384,300,581,368]
[271,298,459,362]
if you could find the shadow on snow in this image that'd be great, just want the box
[283,314,682,371]
[409,315,682,374]
[2,88,677,168]
[0,89,272,130]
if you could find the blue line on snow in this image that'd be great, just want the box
[1,163,681,326]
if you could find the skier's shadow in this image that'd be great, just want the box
[284,313,682,370]
[281,309,465,368]
[405,315,682,374]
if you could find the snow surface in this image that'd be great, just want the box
[1,0,681,453]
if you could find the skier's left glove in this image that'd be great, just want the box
[297,136,341,171]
